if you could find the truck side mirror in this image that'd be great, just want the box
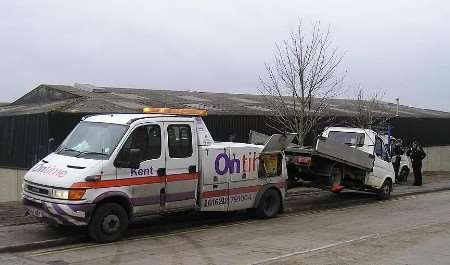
[114,148,141,169]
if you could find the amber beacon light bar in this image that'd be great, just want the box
[143,107,207,116]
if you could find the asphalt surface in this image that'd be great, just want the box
[3,175,450,255]
[1,189,450,264]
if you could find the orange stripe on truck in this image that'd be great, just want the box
[70,173,199,189]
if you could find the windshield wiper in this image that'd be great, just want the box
[58,148,82,155]
[75,151,109,158]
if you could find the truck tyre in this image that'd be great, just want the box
[255,189,282,219]
[377,179,392,200]
[399,167,409,183]
[88,203,129,243]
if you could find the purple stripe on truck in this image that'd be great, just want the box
[51,203,86,222]
[68,203,94,213]
[166,191,196,202]
[131,190,196,206]
[131,195,160,206]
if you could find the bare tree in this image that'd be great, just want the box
[259,21,345,146]
[350,86,395,129]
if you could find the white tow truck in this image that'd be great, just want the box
[22,108,294,242]
[286,127,395,199]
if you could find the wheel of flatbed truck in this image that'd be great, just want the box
[377,179,392,200]
[255,189,282,219]
[399,167,409,183]
[88,203,129,243]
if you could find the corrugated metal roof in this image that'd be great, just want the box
[1,84,449,118]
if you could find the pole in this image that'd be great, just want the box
[395,97,400,116]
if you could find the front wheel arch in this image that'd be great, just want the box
[92,192,133,221]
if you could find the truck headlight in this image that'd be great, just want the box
[52,189,69,200]
[52,189,86,200]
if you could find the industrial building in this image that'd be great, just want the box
[0,84,449,202]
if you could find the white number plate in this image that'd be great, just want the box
[27,207,43,218]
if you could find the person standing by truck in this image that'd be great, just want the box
[391,139,404,182]
[408,141,426,186]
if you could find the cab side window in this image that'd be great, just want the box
[375,137,390,162]
[119,125,161,162]
[374,137,383,158]
[167,125,193,158]
[146,126,162,160]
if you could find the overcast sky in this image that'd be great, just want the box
[1,0,449,111]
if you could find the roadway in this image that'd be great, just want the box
[2,189,450,265]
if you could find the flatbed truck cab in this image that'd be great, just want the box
[22,109,291,242]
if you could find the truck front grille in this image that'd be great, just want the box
[25,184,50,196]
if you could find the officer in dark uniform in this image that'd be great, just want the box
[391,139,404,182]
[407,141,426,186]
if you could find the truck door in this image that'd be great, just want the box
[115,123,165,215]
[371,136,394,186]
[163,122,198,210]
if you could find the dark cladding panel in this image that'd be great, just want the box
[203,115,277,143]
[390,118,450,147]
[48,112,86,145]
[0,114,49,169]
[1,112,450,170]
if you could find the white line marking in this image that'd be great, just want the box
[249,234,379,265]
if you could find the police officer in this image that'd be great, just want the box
[408,141,426,186]
[391,139,404,182]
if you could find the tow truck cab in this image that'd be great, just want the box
[22,109,291,242]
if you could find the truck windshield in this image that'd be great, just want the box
[56,122,128,160]
[328,131,365,147]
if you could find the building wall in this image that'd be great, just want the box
[0,113,49,169]
[0,168,27,202]
[423,146,450,172]
[390,117,450,147]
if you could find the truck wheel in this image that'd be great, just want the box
[88,203,129,243]
[255,189,282,219]
[377,179,392,200]
[399,167,409,183]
